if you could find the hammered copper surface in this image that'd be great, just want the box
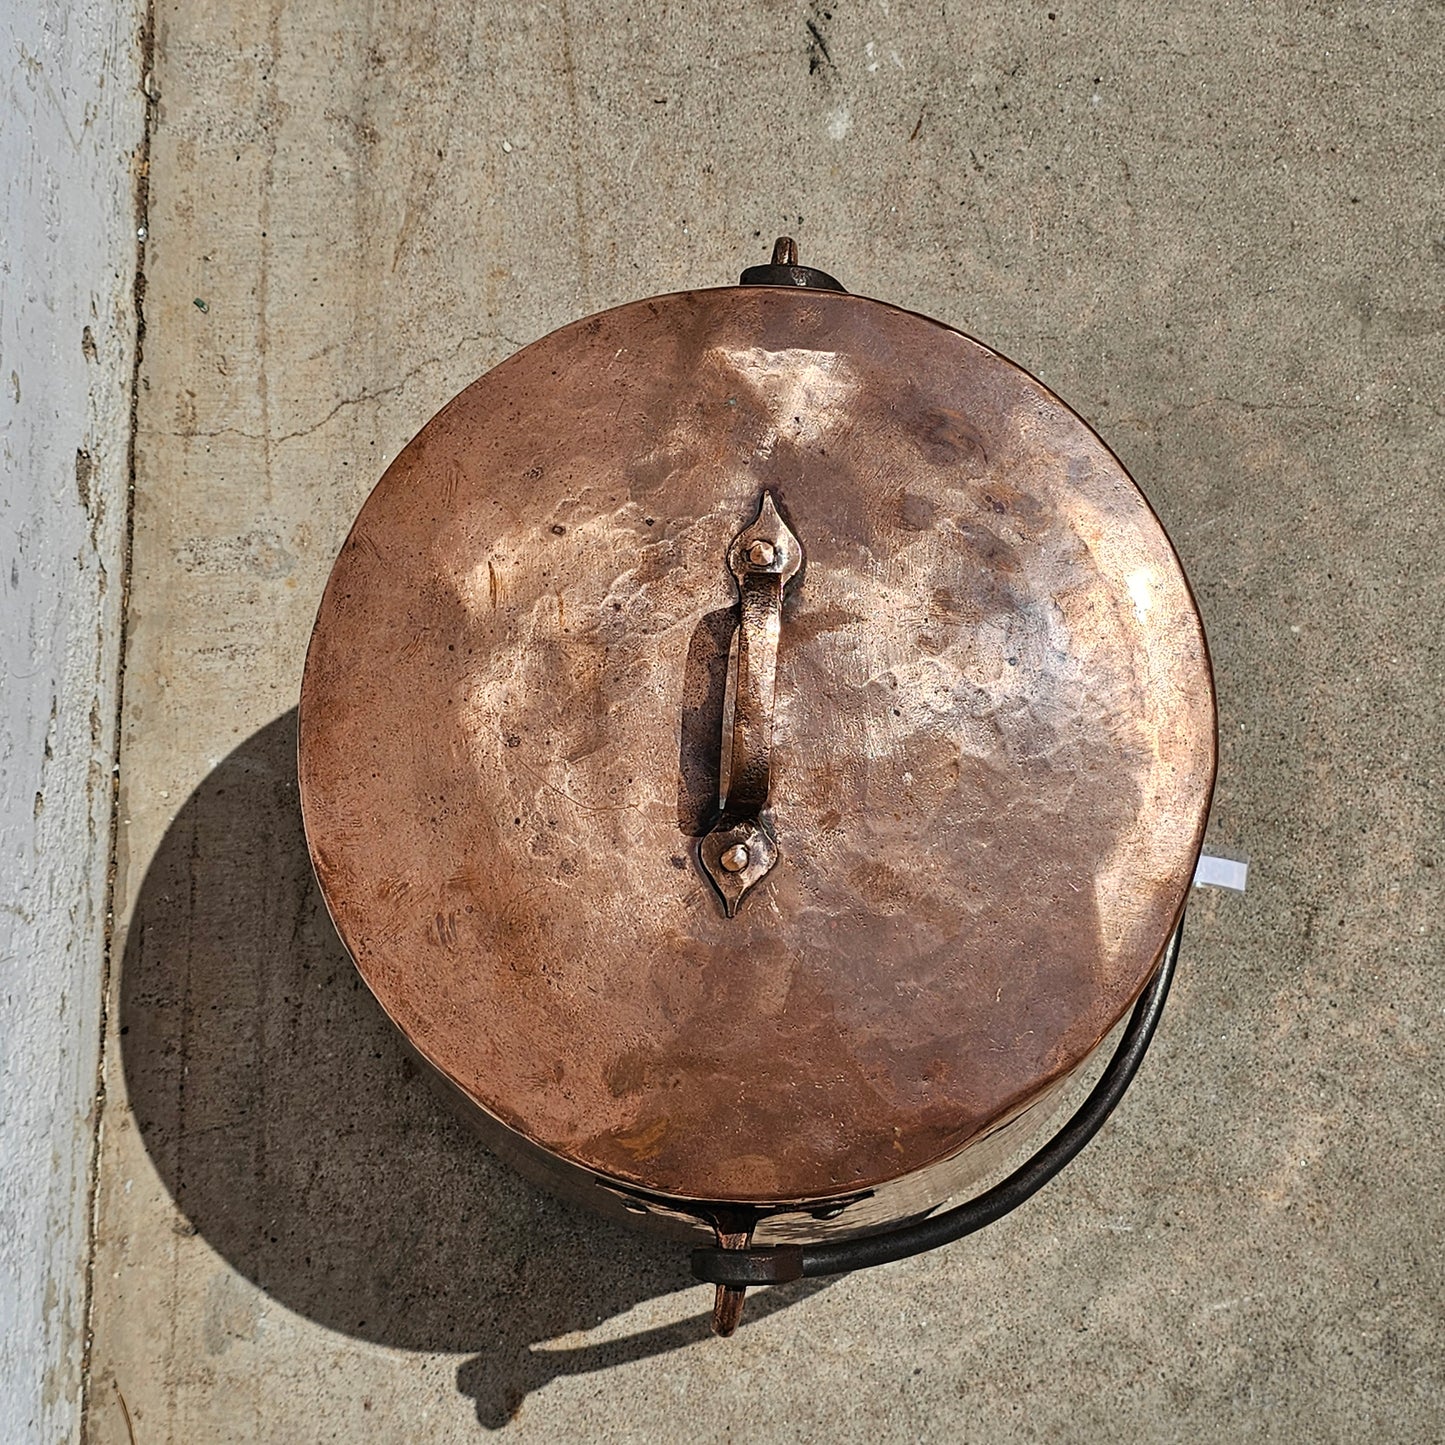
[298,286,1216,1208]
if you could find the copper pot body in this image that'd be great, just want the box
[298,283,1215,1245]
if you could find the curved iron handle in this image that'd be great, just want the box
[698,493,802,916]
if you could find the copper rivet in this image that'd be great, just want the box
[746,540,775,567]
[720,844,750,872]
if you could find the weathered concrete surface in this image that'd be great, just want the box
[0,2,144,1439]
[87,2,1442,1441]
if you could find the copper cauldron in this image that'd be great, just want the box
[298,240,1216,1333]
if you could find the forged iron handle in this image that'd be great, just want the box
[698,493,802,916]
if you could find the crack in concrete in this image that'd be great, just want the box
[157,329,527,445]
[78,0,154,1437]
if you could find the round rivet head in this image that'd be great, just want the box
[746,539,776,567]
[720,843,751,872]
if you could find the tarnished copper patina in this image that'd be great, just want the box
[299,242,1216,1333]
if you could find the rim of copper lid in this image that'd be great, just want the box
[297,282,1217,1207]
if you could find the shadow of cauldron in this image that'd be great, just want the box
[120,710,831,1429]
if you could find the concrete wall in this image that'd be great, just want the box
[0,2,144,1439]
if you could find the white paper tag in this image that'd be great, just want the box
[1193,854,1248,892]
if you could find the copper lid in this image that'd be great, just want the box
[298,266,1215,1208]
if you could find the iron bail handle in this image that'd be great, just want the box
[697,492,802,916]
[691,914,1185,1288]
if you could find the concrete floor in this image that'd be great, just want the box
[86,2,1442,1441]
